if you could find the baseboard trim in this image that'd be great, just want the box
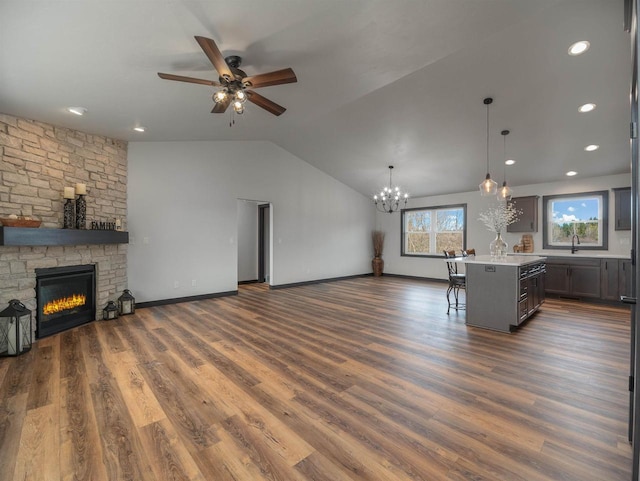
[381,273,448,283]
[136,290,238,309]
[270,273,372,290]
[238,279,260,285]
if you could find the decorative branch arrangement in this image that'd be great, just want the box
[478,203,521,233]
[372,230,385,258]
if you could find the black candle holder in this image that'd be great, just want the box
[75,194,86,229]
[63,199,74,229]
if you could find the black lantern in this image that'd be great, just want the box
[118,289,135,315]
[103,301,119,320]
[0,299,32,356]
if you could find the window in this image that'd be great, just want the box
[542,190,608,250]
[401,204,466,257]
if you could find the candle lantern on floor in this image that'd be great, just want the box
[0,299,33,356]
[103,301,119,320]
[118,289,135,315]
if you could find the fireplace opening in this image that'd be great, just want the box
[35,264,96,338]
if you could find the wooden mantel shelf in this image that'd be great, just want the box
[0,227,129,246]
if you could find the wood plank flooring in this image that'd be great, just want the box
[0,276,633,480]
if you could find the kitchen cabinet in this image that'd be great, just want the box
[601,258,633,301]
[457,255,545,332]
[507,196,538,232]
[544,257,601,299]
[614,187,631,231]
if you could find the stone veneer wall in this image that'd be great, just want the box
[0,113,128,332]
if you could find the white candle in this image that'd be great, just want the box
[63,186,75,199]
[75,183,87,195]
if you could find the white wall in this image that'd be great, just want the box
[237,200,258,282]
[378,173,631,280]
[127,141,374,302]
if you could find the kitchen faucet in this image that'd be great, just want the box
[571,234,580,254]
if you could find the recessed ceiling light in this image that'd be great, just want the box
[579,103,596,113]
[584,144,599,151]
[505,159,515,165]
[67,107,87,116]
[566,171,578,176]
[133,126,145,132]
[568,41,590,56]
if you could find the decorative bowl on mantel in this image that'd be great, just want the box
[0,217,42,228]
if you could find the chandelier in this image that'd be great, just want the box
[373,166,409,213]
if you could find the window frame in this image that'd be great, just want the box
[400,203,467,258]
[542,190,609,251]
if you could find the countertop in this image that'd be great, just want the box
[451,255,546,266]
[512,252,630,259]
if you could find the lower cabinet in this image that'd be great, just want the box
[605,258,633,299]
[544,257,601,299]
[546,256,631,301]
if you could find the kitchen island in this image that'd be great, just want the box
[452,255,546,333]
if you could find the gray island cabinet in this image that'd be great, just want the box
[453,255,546,333]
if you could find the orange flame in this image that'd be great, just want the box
[43,294,86,315]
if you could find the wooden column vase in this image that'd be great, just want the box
[372,257,384,276]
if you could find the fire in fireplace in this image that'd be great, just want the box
[35,264,96,338]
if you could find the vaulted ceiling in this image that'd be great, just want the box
[0,0,630,198]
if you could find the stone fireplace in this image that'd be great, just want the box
[0,113,128,336]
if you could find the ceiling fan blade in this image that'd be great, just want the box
[194,36,233,81]
[158,72,220,86]
[242,68,297,89]
[211,96,231,114]
[247,91,286,116]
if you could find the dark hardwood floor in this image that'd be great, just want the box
[0,276,632,480]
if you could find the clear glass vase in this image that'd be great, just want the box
[490,232,508,260]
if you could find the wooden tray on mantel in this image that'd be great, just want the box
[0,218,42,228]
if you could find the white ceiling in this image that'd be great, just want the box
[0,0,631,198]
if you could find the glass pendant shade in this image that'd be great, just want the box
[479,97,496,196]
[496,129,512,201]
[497,181,512,201]
[479,174,498,196]
[213,90,227,103]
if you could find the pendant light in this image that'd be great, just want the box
[497,129,513,201]
[479,97,498,196]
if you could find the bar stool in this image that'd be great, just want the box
[444,250,465,314]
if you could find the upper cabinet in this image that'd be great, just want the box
[507,196,538,232]
[614,187,631,231]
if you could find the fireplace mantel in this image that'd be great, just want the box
[0,227,129,246]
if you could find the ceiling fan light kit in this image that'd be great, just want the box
[479,97,498,196]
[158,36,297,119]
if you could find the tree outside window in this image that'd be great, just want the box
[543,191,608,250]
[402,204,466,256]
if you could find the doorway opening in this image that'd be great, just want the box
[237,199,271,287]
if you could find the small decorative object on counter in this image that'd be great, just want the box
[75,183,87,230]
[489,232,508,260]
[103,301,119,320]
[118,289,135,315]
[0,299,32,356]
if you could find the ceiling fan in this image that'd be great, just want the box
[158,36,297,117]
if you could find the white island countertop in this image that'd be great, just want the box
[451,255,546,266]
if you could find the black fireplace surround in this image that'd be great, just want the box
[35,264,96,338]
